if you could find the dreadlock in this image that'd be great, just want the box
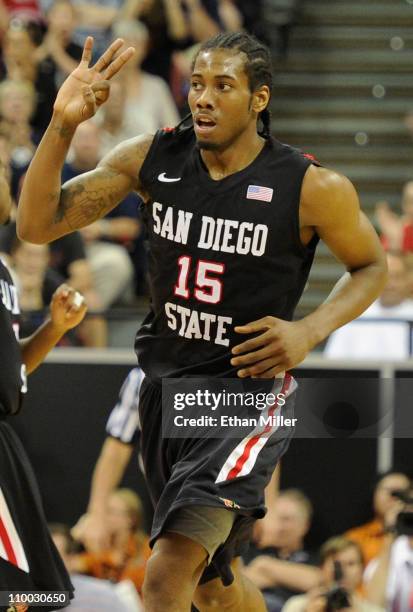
[176,31,273,139]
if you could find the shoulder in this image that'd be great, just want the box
[345,519,381,539]
[300,165,360,227]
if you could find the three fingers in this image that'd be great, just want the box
[81,35,135,80]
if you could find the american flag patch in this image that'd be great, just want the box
[246,185,273,202]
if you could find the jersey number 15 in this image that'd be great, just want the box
[174,256,224,304]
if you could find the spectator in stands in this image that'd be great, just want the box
[1,18,62,134]
[95,79,129,155]
[0,79,37,198]
[34,0,83,126]
[283,537,384,612]
[0,221,108,346]
[364,485,413,611]
[50,523,137,611]
[376,181,413,253]
[40,0,122,59]
[324,252,413,359]
[73,488,151,596]
[7,236,65,336]
[111,20,180,135]
[345,471,411,567]
[242,489,320,612]
[62,120,136,307]
[260,0,301,59]
[0,0,42,25]
[72,368,145,553]
[130,0,222,84]
[218,0,243,31]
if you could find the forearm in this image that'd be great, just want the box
[17,113,75,243]
[301,261,387,349]
[365,539,392,606]
[163,0,189,40]
[187,0,220,41]
[20,319,66,374]
[87,439,132,515]
[266,559,321,591]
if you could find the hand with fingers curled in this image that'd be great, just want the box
[53,36,135,128]
[231,316,312,378]
[50,284,87,333]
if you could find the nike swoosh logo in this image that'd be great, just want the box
[158,173,182,183]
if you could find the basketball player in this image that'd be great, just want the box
[0,165,87,608]
[17,32,387,611]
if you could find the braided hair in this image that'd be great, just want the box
[180,31,273,139]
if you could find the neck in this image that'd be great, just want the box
[199,126,266,180]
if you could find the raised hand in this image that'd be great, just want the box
[53,36,135,128]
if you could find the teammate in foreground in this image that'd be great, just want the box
[17,32,387,612]
[0,165,87,608]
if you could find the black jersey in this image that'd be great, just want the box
[0,258,26,416]
[135,126,319,380]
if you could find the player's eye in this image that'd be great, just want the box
[191,81,203,91]
[217,83,232,91]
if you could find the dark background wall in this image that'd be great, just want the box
[9,362,413,550]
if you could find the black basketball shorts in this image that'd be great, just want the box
[138,374,296,586]
[0,420,74,611]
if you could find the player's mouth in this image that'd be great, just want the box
[194,114,217,135]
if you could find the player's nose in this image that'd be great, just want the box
[196,87,215,109]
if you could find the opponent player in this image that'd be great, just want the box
[0,165,87,608]
[17,32,387,612]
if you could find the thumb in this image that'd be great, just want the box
[91,80,110,106]
[81,84,97,116]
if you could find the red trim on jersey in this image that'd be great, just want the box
[225,374,292,481]
[302,152,319,163]
[162,127,175,133]
[0,515,18,567]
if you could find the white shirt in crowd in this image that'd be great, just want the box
[365,536,413,612]
[324,300,413,360]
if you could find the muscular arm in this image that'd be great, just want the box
[299,165,387,348]
[17,119,152,244]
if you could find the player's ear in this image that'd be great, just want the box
[252,85,270,115]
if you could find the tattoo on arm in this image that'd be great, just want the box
[53,168,133,230]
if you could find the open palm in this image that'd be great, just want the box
[53,36,134,126]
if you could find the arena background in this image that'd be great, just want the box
[6,0,413,555]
